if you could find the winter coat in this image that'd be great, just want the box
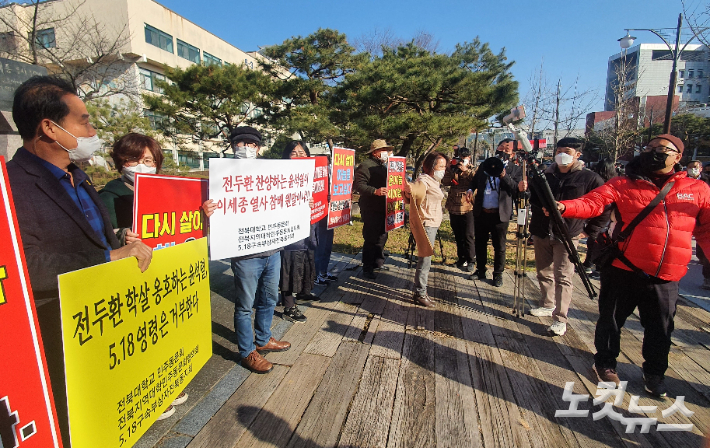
[98,177,134,229]
[529,161,607,239]
[560,159,710,281]
[354,156,387,220]
[442,166,474,215]
[468,162,522,223]
[405,173,444,228]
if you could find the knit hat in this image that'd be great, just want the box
[229,126,262,145]
[650,134,684,153]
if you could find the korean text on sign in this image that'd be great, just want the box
[133,174,208,251]
[327,147,355,230]
[208,158,314,259]
[58,238,212,448]
[385,156,406,232]
[310,156,329,224]
[0,158,62,447]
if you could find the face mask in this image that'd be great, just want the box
[688,168,701,178]
[50,121,103,163]
[639,151,669,173]
[495,151,510,161]
[234,144,258,159]
[555,152,574,166]
[378,152,389,162]
[432,170,445,181]
[462,158,470,166]
[122,164,156,184]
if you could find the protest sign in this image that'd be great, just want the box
[0,158,63,448]
[327,147,355,230]
[311,156,329,224]
[133,174,208,250]
[208,159,314,260]
[385,156,406,232]
[58,238,211,448]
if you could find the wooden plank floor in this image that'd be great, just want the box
[187,253,710,448]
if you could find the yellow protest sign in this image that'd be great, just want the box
[58,238,212,448]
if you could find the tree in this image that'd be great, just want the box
[87,98,155,147]
[332,40,518,174]
[0,0,136,100]
[257,28,366,147]
[143,63,270,147]
[352,27,440,55]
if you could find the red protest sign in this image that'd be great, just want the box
[132,174,208,250]
[0,158,63,448]
[386,156,406,232]
[311,156,329,224]
[327,147,355,230]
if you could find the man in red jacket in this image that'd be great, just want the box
[555,134,710,397]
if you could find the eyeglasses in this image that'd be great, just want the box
[235,142,259,149]
[124,157,156,167]
[642,145,679,154]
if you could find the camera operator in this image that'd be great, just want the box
[466,139,523,286]
[519,138,607,337]
[443,148,475,271]
[551,134,710,397]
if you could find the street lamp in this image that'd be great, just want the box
[618,13,698,134]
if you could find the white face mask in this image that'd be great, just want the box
[122,164,156,184]
[233,144,258,159]
[378,151,389,162]
[462,158,470,166]
[688,167,701,178]
[50,121,103,163]
[432,170,445,181]
[555,152,574,166]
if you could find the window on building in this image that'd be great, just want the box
[0,32,16,52]
[34,28,56,49]
[678,85,684,93]
[689,69,695,78]
[203,52,222,66]
[139,68,166,93]
[145,24,173,53]
[679,70,685,78]
[700,70,704,78]
[697,84,702,93]
[144,110,167,130]
[177,39,200,64]
[687,84,693,93]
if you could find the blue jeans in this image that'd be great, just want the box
[415,226,439,296]
[315,218,334,274]
[231,252,281,358]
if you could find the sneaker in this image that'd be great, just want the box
[593,364,620,385]
[589,270,601,280]
[171,392,188,406]
[157,405,175,421]
[493,273,503,287]
[703,278,710,291]
[325,272,339,281]
[456,260,468,271]
[584,266,593,274]
[471,270,486,281]
[529,306,555,317]
[548,321,567,336]
[283,306,307,323]
[314,275,330,285]
[643,374,667,397]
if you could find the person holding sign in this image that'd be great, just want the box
[7,75,154,445]
[203,126,291,374]
[99,133,163,245]
[403,152,448,308]
[354,139,394,280]
[279,141,317,323]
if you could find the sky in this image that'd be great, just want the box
[160,0,692,129]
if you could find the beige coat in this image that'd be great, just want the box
[405,174,444,257]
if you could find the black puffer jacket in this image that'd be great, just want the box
[529,161,608,239]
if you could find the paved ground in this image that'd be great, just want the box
[134,250,710,448]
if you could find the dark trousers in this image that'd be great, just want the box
[594,265,678,376]
[362,214,388,272]
[697,244,710,279]
[474,212,508,274]
[450,212,475,264]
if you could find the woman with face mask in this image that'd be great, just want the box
[98,133,163,246]
[403,151,449,308]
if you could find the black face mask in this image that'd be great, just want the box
[639,151,669,173]
[495,151,510,161]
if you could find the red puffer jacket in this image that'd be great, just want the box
[560,169,710,281]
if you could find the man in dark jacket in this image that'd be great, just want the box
[354,139,393,279]
[7,75,153,446]
[467,139,523,286]
[520,137,606,337]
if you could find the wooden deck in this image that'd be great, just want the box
[183,253,710,448]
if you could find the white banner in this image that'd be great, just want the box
[208,158,314,260]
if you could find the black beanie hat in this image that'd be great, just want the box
[229,126,262,145]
